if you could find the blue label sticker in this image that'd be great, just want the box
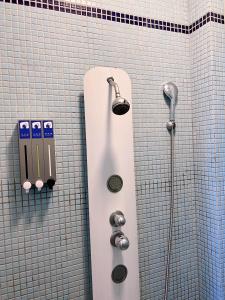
[31,121,42,139]
[19,120,30,139]
[43,121,54,138]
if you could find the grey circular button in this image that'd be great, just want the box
[107,175,123,193]
[112,265,128,284]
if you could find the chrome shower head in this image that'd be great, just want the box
[107,77,130,115]
[112,97,130,115]
[163,82,178,121]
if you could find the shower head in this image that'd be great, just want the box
[112,97,130,115]
[107,77,130,115]
[163,82,178,102]
[163,82,178,122]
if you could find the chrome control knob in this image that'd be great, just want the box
[110,211,126,227]
[110,231,129,251]
[116,235,129,250]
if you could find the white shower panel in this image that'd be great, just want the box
[84,67,140,300]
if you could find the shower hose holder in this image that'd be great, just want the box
[166,120,176,131]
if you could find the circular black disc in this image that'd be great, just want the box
[113,103,130,115]
[111,265,128,284]
[107,175,123,193]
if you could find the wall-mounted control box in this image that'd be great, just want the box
[18,120,56,193]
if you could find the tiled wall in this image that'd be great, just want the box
[190,23,217,299]
[188,0,224,22]
[92,0,189,24]
[0,0,224,299]
[189,0,225,299]
[212,22,225,299]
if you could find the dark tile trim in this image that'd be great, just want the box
[189,12,224,33]
[1,0,224,34]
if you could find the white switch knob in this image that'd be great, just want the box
[35,179,44,192]
[23,181,32,194]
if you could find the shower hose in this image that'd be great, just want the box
[163,126,175,300]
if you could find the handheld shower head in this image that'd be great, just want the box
[163,82,178,122]
[107,77,130,115]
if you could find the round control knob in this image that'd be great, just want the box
[22,180,32,194]
[35,179,44,192]
[115,235,129,250]
[110,211,126,227]
[110,231,129,251]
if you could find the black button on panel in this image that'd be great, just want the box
[47,178,56,189]
[111,265,128,284]
[107,175,123,193]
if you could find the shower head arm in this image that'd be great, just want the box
[107,76,130,115]
[107,77,121,98]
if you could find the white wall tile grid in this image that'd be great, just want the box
[0,0,224,299]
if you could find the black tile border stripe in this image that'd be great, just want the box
[0,0,224,34]
[189,12,224,33]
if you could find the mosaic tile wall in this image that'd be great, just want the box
[212,22,225,299]
[92,0,189,24]
[188,0,224,22]
[0,0,224,299]
[189,0,225,299]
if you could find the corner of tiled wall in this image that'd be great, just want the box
[189,0,225,299]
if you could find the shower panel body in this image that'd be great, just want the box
[84,67,140,300]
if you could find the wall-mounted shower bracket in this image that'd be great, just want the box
[166,120,176,131]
